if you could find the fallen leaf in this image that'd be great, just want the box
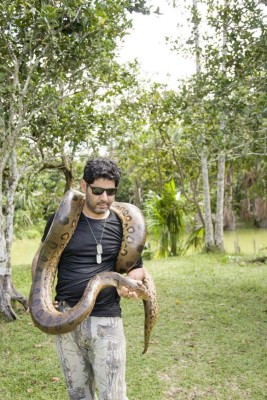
[51,377,60,383]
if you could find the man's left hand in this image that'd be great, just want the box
[117,267,145,299]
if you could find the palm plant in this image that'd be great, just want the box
[184,225,205,253]
[144,179,185,258]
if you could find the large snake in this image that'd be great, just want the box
[29,189,158,354]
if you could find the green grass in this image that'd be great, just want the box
[11,238,41,267]
[1,253,267,399]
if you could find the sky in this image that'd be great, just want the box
[117,1,196,87]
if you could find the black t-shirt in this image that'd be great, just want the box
[41,210,130,317]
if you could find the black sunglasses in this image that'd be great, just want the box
[89,185,117,196]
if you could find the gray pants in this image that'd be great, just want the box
[55,313,128,400]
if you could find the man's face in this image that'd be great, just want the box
[82,178,116,217]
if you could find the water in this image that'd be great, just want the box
[11,229,267,265]
[223,228,267,255]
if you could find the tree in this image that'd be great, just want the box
[165,0,267,251]
[0,0,145,320]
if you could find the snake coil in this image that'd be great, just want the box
[29,189,158,354]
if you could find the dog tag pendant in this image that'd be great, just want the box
[96,254,102,264]
[97,244,103,254]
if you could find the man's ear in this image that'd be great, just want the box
[80,179,87,193]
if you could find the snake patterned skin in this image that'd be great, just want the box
[29,189,158,354]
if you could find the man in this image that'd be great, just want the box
[32,157,145,400]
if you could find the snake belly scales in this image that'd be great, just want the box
[29,189,158,354]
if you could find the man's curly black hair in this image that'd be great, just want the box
[83,158,121,187]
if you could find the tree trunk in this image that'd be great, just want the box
[6,150,20,271]
[169,223,178,256]
[214,0,228,251]
[224,166,235,230]
[201,151,215,251]
[0,150,28,320]
[0,275,28,320]
[153,129,163,192]
[134,178,142,208]
[0,224,28,320]
[192,0,215,251]
[62,154,74,193]
[215,153,225,251]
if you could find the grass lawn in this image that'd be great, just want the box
[1,252,267,399]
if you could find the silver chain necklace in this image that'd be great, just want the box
[85,216,107,264]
